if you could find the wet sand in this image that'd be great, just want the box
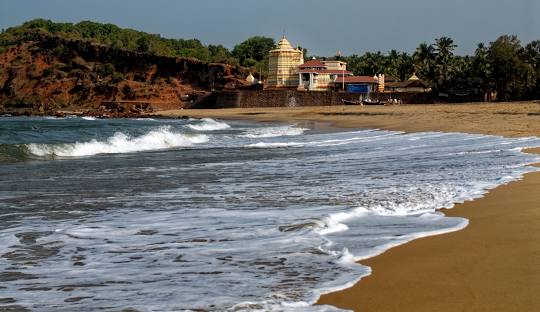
[318,154,540,312]
[159,102,540,311]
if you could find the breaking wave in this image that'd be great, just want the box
[186,118,231,131]
[240,125,308,138]
[26,126,208,157]
[245,142,304,149]
[4,116,540,311]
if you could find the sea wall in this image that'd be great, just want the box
[199,90,481,108]
[207,90,489,108]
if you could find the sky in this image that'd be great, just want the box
[1,0,538,56]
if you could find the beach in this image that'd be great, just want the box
[158,102,540,137]
[158,102,540,311]
[317,155,540,312]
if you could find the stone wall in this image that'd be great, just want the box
[205,90,432,108]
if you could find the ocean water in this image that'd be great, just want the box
[1,116,539,311]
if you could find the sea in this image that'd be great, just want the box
[1,116,539,311]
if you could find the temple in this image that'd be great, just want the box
[385,73,431,93]
[266,36,430,93]
[266,37,304,89]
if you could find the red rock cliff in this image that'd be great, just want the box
[0,33,251,116]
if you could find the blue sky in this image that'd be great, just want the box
[1,0,538,56]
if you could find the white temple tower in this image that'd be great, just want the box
[266,37,304,89]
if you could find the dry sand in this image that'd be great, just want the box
[158,102,540,137]
[160,102,540,311]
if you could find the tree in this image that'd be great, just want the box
[386,50,414,80]
[232,36,275,65]
[208,44,231,62]
[136,36,151,53]
[435,37,457,64]
[488,35,529,100]
[298,46,309,60]
[413,42,436,83]
[362,52,386,75]
[470,43,492,92]
[523,40,540,98]
[434,37,457,91]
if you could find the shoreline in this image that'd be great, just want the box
[318,151,540,311]
[158,103,540,311]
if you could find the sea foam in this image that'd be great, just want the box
[27,126,207,157]
[186,118,231,131]
[240,125,308,138]
[4,117,540,312]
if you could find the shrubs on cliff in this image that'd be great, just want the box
[0,19,277,77]
[0,19,240,65]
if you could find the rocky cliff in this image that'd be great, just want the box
[0,32,251,116]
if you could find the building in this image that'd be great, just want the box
[266,36,431,94]
[266,37,304,89]
[246,73,256,85]
[267,36,379,92]
[322,60,347,71]
[334,76,379,93]
[385,73,431,93]
[298,59,353,91]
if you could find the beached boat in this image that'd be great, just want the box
[342,99,363,105]
[362,99,383,105]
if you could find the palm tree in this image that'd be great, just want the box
[434,37,458,91]
[413,42,436,82]
[435,37,457,64]
[385,49,400,78]
[471,43,492,92]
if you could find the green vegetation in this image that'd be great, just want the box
[232,36,275,74]
[340,36,540,100]
[1,19,539,100]
[0,19,241,65]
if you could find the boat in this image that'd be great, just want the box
[342,99,363,105]
[362,99,383,105]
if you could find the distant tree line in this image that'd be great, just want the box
[338,36,540,100]
[1,19,539,100]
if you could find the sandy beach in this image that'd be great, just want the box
[159,102,540,311]
[158,102,540,137]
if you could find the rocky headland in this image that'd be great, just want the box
[0,32,251,117]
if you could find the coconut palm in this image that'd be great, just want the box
[413,42,436,83]
[434,37,458,91]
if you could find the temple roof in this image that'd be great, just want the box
[409,73,420,80]
[298,69,352,75]
[273,36,296,51]
[386,79,430,88]
[384,75,400,83]
[298,59,327,69]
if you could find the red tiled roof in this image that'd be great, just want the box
[298,59,327,69]
[334,76,378,84]
[324,70,353,75]
[298,69,352,75]
[384,75,400,82]
[386,79,430,88]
